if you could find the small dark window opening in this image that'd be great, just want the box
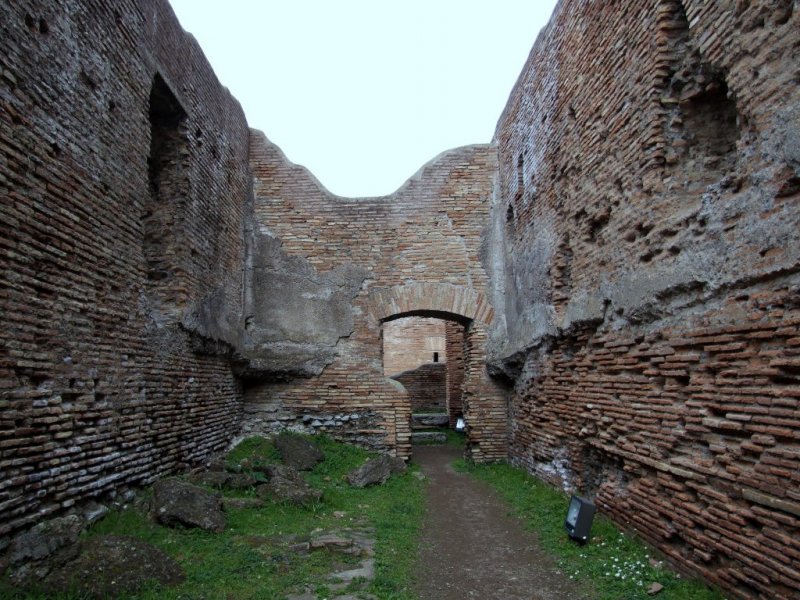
[515,153,525,199]
[144,74,187,300]
[433,352,439,363]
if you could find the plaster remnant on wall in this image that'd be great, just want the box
[240,229,367,379]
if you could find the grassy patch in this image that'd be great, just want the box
[455,460,725,600]
[224,435,281,472]
[2,435,424,600]
[305,436,423,600]
[444,429,465,448]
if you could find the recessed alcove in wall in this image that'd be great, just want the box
[660,1,741,188]
[143,73,189,314]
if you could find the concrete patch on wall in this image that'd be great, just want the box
[240,229,367,379]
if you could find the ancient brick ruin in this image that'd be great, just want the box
[1,0,798,598]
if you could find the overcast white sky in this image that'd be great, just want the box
[168,1,557,197]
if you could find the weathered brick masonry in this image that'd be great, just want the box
[391,363,447,414]
[384,317,451,414]
[383,316,446,376]
[445,320,466,427]
[486,1,800,598]
[1,0,250,540]
[2,0,799,597]
[242,136,507,461]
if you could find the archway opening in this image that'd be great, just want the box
[382,314,468,445]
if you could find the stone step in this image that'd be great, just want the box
[411,424,441,431]
[411,431,447,445]
[411,413,449,427]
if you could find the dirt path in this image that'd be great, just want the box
[410,445,586,600]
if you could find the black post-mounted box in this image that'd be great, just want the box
[564,495,595,542]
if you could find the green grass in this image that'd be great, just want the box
[455,460,725,600]
[1,435,424,600]
[2,435,726,600]
[224,435,282,473]
[443,429,465,448]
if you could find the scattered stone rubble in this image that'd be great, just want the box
[285,520,378,600]
[43,535,185,599]
[152,478,227,533]
[189,470,259,490]
[0,433,408,597]
[1,516,184,598]
[256,464,323,506]
[346,454,408,488]
[275,432,325,470]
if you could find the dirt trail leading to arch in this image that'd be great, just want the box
[410,445,586,600]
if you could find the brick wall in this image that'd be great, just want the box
[391,363,447,413]
[0,0,250,539]
[5,1,797,595]
[488,1,800,598]
[244,135,507,459]
[463,322,508,462]
[445,320,466,427]
[383,317,446,376]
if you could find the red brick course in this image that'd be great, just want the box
[383,317,446,376]
[391,363,447,414]
[492,1,800,597]
[445,321,466,428]
[508,291,800,598]
[1,0,250,538]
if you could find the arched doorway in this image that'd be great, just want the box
[382,313,466,440]
[370,284,507,463]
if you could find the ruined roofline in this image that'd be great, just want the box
[155,0,248,129]
[493,1,562,141]
[249,128,495,202]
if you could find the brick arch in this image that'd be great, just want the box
[371,283,507,463]
[369,283,494,326]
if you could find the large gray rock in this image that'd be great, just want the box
[1,515,84,587]
[152,479,225,532]
[346,455,407,488]
[275,433,324,471]
[256,465,321,506]
[189,470,257,490]
[226,473,258,490]
[44,535,184,598]
[4,514,83,567]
